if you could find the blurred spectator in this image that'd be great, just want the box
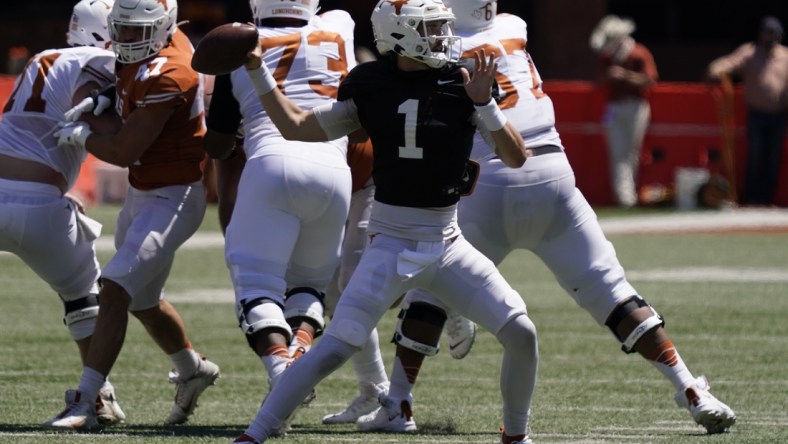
[6,46,29,74]
[707,16,788,206]
[590,15,659,208]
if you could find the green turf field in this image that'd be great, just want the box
[1,205,786,443]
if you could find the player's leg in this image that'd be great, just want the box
[536,184,735,434]
[605,101,638,208]
[356,290,446,432]
[10,195,126,428]
[322,182,390,424]
[434,237,537,443]
[214,142,246,233]
[355,180,517,432]
[226,159,300,385]
[284,158,349,359]
[234,233,412,443]
[115,183,218,425]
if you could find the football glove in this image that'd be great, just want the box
[55,121,92,150]
[64,85,116,122]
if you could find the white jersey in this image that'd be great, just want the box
[230,10,356,157]
[0,46,115,189]
[458,13,562,159]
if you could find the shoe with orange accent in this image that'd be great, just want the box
[356,393,417,433]
[64,384,126,426]
[322,381,389,424]
[674,375,736,434]
[43,390,100,431]
[500,434,534,444]
[500,425,534,444]
[231,433,261,443]
[165,355,221,425]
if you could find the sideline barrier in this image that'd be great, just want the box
[2,75,787,206]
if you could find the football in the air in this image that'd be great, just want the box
[191,22,259,75]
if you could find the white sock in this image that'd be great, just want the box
[261,352,291,386]
[644,340,695,391]
[77,366,106,404]
[387,358,413,401]
[169,348,201,379]
[351,328,389,392]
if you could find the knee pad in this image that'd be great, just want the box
[605,295,664,354]
[284,287,326,335]
[61,294,100,341]
[392,301,447,356]
[330,317,370,348]
[236,298,292,349]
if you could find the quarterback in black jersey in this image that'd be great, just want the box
[338,59,478,207]
[232,1,536,443]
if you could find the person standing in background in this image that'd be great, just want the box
[590,14,658,208]
[707,16,788,206]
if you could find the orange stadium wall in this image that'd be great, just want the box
[2,74,787,207]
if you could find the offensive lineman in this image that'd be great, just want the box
[231,1,536,443]
[362,0,736,436]
[46,0,220,430]
[202,0,356,433]
[0,0,125,427]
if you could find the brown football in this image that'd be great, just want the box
[192,22,259,75]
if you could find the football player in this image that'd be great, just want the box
[365,0,735,437]
[202,0,356,434]
[231,0,536,443]
[0,0,126,428]
[46,0,220,430]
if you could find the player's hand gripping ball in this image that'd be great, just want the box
[192,22,259,75]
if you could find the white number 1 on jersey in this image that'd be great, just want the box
[398,99,423,159]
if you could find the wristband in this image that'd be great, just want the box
[474,99,507,132]
[246,65,277,97]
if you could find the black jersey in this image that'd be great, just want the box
[338,58,478,208]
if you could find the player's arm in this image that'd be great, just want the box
[85,106,175,167]
[243,43,333,142]
[462,49,526,168]
[71,81,122,136]
[204,73,242,160]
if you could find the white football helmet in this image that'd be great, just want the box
[250,0,320,24]
[67,0,114,49]
[443,0,495,33]
[108,0,178,64]
[371,0,461,69]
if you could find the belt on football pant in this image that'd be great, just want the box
[525,145,563,157]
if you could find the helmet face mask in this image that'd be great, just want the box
[372,0,461,69]
[109,0,178,64]
[443,0,496,33]
[67,0,115,49]
[249,0,320,24]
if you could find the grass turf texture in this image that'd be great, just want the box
[0,204,786,443]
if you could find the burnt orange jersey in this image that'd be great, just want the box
[115,30,206,190]
[347,136,373,193]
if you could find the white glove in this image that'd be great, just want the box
[64,95,112,122]
[54,122,92,149]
